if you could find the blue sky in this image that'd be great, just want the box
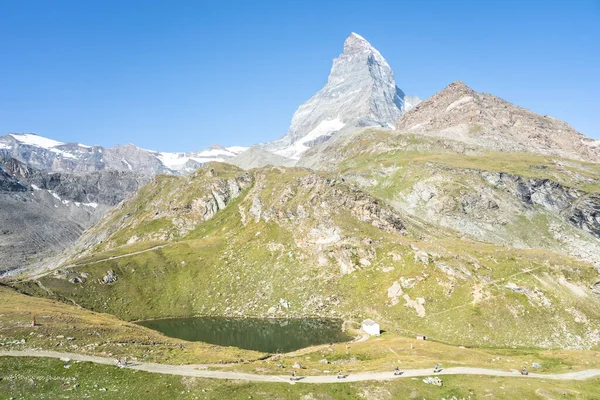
[0,0,598,151]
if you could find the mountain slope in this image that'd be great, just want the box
[14,163,600,350]
[266,33,420,160]
[0,157,146,276]
[396,82,600,162]
[298,127,600,270]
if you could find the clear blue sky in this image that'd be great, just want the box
[1,0,598,151]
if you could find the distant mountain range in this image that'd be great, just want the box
[0,133,247,176]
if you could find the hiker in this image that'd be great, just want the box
[434,363,441,373]
[116,357,122,368]
[290,370,297,381]
[337,370,346,379]
[394,366,401,375]
[521,367,528,376]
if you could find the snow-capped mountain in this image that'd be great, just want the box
[266,32,420,159]
[0,133,247,176]
[155,144,248,173]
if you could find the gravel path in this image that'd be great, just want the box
[2,350,600,383]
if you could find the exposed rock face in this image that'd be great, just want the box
[482,172,600,240]
[246,170,405,235]
[267,33,420,160]
[393,163,600,270]
[0,157,145,276]
[0,162,27,192]
[396,82,600,162]
[1,157,146,206]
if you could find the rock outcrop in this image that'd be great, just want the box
[482,171,600,240]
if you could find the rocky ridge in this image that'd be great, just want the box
[396,82,600,162]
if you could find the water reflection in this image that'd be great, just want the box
[137,317,351,353]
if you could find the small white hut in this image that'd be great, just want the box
[361,319,380,336]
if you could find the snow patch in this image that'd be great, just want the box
[122,158,132,171]
[49,191,62,201]
[31,184,41,191]
[52,149,77,159]
[274,118,345,159]
[157,146,247,171]
[82,202,98,208]
[9,134,64,148]
[225,146,249,154]
[0,143,10,149]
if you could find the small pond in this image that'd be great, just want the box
[137,317,352,353]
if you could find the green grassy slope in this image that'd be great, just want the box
[13,163,600,349]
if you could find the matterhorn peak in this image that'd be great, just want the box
[266,33,421,160]
[343,32,376,54]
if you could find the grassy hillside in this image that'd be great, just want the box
[308,130,600,268]
[4,283,598,376]
[12,163,600,350]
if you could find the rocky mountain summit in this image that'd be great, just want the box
[266,33,420,160]
[0,133,247,176]
[396,81,600,162]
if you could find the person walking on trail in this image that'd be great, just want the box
[521,367,528,376]
[394,366,401,375]
[434,363,440,372]
[290,371,297,381]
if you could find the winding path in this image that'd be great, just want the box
[1,350,599,383]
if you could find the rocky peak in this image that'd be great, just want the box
[343,32,378,55]
[437,81,475,97]
[396,82,600,162]
[266,33,420,160]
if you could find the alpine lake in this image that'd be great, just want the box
[137,317,352,353]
